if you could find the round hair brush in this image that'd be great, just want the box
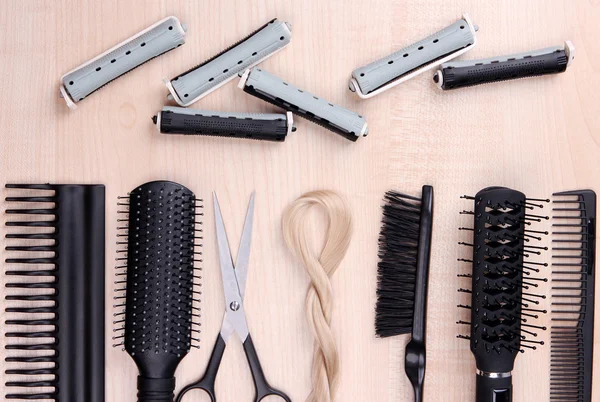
[113,181,202,402]
[458,187,548,402]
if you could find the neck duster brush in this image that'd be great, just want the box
[375,185,434,402]
[113,181,202,402]
[458,187,548,402]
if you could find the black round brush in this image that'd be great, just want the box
[116,181,201,402]
[458,187,547,402]
[375,185,433,402]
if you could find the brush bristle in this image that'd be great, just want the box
[458,187,548,374]
[375,191,422,337]
[122,181,197,370]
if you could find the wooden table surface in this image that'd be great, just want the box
[1,1,599,401]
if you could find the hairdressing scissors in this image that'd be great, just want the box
[175,192,291,402]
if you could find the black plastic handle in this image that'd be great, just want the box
[156,111,291,142]
[476,374,512,402]
[175,334,227,402]
[404,185,433,402]
[438,49,569,90]
[137,376,176,402]
[243,335,291,402]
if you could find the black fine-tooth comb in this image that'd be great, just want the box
[550,190,596,402]
[457,187,549,402]
[4,184,106,402]
[112,180,203,402]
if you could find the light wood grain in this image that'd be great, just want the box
[0,1,598,401]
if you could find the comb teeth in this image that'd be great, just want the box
[118,181,201,386]
[4,185,60,398]
[550,190,596,402]
[457,187,548,374]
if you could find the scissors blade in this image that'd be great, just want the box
[234,191,255,301]
[213,192,250,342]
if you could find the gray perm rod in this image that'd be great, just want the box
[165,18,292,107]
[59,16,187,110]
[238,67,368,142]
[349,13,477,99]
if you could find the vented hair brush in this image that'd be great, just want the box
[113,180,202,402]
[458,187,549,402]
[375,185,433,402]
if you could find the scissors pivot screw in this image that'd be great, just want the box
[230,301,240,311]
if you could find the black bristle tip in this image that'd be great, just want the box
[375,186,433,338]
[122,181,199,387]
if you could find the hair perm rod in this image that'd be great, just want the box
[434,41,575,90]
[153,106,295,142]
[165,18,292,106]
[59,16,187,109]
[239,67,368,142]
[349,14,477,99]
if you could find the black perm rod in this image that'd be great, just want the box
[434,41,575,90]
[153,106,295,142]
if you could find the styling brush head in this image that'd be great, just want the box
[114,180,202,402]
[458,186,548,402]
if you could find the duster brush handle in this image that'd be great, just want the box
[404,185,433,402]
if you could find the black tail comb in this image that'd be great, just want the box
[457,187,548,402]
[4,184,105,402]
[375,185,433,402]
[550,190,596,402]
[113,180,203,402]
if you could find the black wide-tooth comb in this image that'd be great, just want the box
[112,180,203,402]
[4,184,105,402]
[550,190,596,402]
[457,186,549,402]
[375,185,434,402]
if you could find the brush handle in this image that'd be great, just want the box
[404,339,425,402]
[404,185,433,402]
[476,373,512,402]
[137,376,176,402]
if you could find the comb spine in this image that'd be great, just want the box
[54,185,106,402]
[551,190,596,402]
